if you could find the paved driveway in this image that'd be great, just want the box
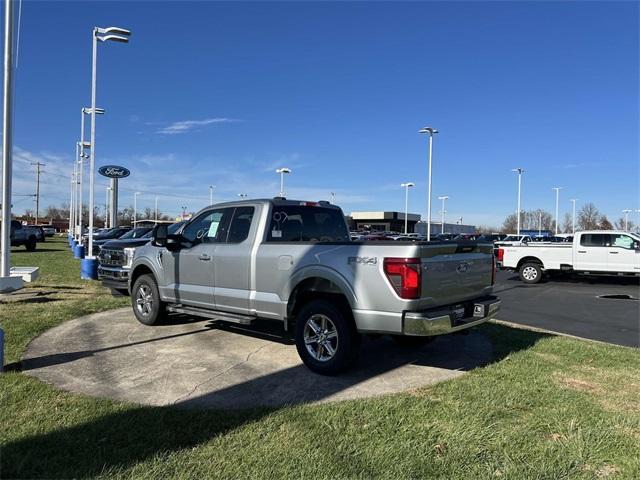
[22,309,495,409]
[494,270,639,347]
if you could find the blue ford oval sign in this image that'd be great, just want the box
[98,165,130,179]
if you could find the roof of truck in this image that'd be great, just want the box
[204,198,340,209]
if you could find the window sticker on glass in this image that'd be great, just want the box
[272,230,282,238]
[613,235,632,248]
[208,221,220,239]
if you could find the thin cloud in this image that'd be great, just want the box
[157,118,238,135]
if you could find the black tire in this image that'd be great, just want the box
[131,274,167,326]
[25,237,36,252]
[390,335,434,348]
[294,299,360,375]
[519,262,542,284]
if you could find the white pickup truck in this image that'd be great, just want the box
[497,230,640,284]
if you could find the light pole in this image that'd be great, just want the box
[419,126,438,241]
[570,199,578,234]
[438,195,449,234]
[78,107,104,241]
[511,168,524,235]
[330,192,336,204]
[0,0,14,282]
[400,182,415,234]
[538,210,542,235]
[133,191,140,226]
[69,170,75,234]
[552,187,563,235]
[85,26,130,276]
[155,195,158,222]
[622,209,632,231]
[276,167,291,197]
[209,185,215,205]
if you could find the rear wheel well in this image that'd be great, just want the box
[287,277,353,327]
[516,256,544,270]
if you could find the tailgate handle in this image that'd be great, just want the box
[577,250,587,253]
[609,251,619,254]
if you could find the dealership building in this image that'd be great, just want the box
[347,211,422,233]
[347,211,476,234]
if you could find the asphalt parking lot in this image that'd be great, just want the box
[494,270,639,348]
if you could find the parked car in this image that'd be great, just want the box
[495,234,532,247]
[98,223,185,294]
[3,220,42,251]
[84,227,132,255]
[497,230,640,284]
[454,233,480,241]
[128,198,500,375]
[38,225,56,237]
[25,225,46,242]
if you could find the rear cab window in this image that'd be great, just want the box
[267,205,349,242]
[580,234,610,247]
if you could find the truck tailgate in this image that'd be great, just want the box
[417,242,494,308]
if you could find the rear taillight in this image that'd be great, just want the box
[496,248,504,262]
[383,258,421,299]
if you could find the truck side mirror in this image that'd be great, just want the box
[153,224,168,248]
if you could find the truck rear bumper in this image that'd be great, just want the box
[402,296,501,336]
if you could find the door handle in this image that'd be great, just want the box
[609,251,619,254]
[577,251,587,253]
[199,253,211,261]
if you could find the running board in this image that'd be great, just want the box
[166,305,256,325]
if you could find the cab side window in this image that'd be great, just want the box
[181,209,233,246]
[580,234,611,247]
[227,207,255,243]
[611,234,634,249]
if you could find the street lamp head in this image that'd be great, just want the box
[400,182,415,188]
[97,26,131,36]
[552,186,563,190]
[419,127,438,135]
[276,167,292,174]
[438,195,449,200]
[622,209,632,213]
[511,168,524,174]
[97,34,130,43]
[83,107,105,115]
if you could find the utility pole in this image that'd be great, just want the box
[30,161,45,224]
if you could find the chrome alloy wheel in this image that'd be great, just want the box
[135,284,154,317]
[303,314,339,362]
[522,266,538,281]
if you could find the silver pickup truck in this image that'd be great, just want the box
[128,198,500,374]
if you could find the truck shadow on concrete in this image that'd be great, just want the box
[5,322,549,478]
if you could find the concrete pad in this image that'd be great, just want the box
[10,266,40,282]
[0,275,23,293]
[22,308,494,410]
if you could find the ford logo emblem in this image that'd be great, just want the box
[98,165,130,179]
[456,262,469,273]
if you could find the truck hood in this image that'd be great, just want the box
[101,238,151,250]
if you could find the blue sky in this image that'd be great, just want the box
[5,1,639,227]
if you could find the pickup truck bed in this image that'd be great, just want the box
[129,198,500,374]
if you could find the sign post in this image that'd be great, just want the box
[98,165,129,228]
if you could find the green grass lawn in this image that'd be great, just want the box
[1,237,639,479]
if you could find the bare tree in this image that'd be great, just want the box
[476,225,500,234]
[599,215,613,230]
[613,217,635,231]
[503,209,553,233]
[577,203,601,230]
[561,213,572,233]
